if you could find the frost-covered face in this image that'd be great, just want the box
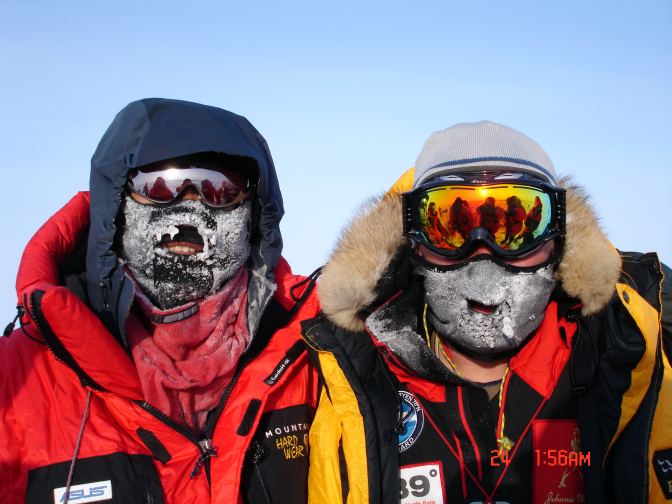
[418,258,556,357]
[121,196,252,309]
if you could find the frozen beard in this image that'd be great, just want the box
[121,196,252,309]
[418,258,556,358]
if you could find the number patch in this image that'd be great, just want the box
[400,462,444,504]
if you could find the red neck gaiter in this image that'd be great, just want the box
[126,267,250,431]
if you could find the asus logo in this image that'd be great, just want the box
[53,480,112,503]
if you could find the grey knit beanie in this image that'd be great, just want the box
[413,121,558,188]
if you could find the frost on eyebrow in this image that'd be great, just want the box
[121,197,252,309]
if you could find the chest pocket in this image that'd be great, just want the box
[241,404,312,504]
[26,452,163,504]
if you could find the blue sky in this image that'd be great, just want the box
[1,1,670,322]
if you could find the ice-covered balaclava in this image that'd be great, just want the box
[411,121,561,358]
[121,196,251,309]
[418,258,556,358]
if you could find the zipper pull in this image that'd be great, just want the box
[250,440,273,504]
[3,306,23,336]
[99,282,110,309]
[190,438,218,478]
[251,439,269,464]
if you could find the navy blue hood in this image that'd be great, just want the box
[86,98,284,340]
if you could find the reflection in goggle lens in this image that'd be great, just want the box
[128,167,250,208]
[417,185,552,252]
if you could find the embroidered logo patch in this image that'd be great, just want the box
[53,480,112,503]
[400,462,444,504]
[653,448,672,499]
[532,420,586,504]
[264,421,309,460]
[398,390,424,453]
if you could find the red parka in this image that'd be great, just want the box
[0,192,320,504]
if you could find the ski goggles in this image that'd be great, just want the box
[126,165,253,208]
[402,177,565,259]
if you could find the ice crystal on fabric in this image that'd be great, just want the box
[418,259,555,356]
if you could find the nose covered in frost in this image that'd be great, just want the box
[121,197,252,309]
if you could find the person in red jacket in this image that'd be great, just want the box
[500,194,526,246]
[476,196,504,237]
[0,98,319,504]
[448,197,476,241]
[425,201,449,246]
[515,195,544,245]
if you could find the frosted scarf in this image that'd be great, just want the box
[127,266,250,431]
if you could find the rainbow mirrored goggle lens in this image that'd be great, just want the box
[127,166,252,208]
[402,181,565,258]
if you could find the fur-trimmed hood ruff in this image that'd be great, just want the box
[318,175,622,332]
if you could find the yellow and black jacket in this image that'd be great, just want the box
[302,173,672,503]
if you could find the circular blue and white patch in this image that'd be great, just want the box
[397,390,424,453]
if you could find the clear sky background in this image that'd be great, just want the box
[1,1,670,324]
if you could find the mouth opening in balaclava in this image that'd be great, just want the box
[157,225,205,254]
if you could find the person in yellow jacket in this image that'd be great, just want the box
[303,121,672,503]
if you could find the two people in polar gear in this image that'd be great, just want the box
[305,121,672,503]
[0,99,319,503]
[2,101,670,504]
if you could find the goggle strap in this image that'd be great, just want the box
[401,193,414,236]
[556,190,566,233]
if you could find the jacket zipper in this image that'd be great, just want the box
[30,291,103,390]
[33,310,68,368]
[33,281,313,489]
[31,288,220,487]
[135,400,219,483]
[196,294,314,480]
[30,289,218,485]
[29,293,66,367]
[638,256,666,503]
[135,344,267,485]
[251,439,272,504]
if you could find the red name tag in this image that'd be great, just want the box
[532,420,586,504]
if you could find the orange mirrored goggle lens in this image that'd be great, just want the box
[416,184,553,252]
